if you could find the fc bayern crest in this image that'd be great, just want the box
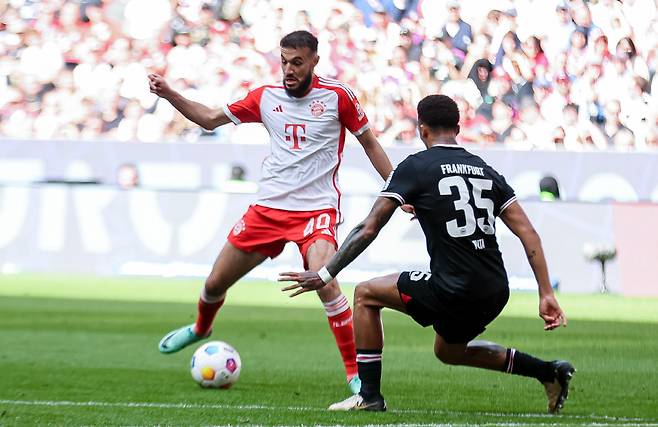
[310,100,326,117]
[232,219,246,236]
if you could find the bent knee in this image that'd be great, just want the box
[353,281,375,306]
[204,276,217,291]
[435,350,460,365]
[434,345,464,365]
[204,276,229,295]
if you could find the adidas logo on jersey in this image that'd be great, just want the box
[273,105,283,112]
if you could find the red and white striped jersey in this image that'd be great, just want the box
[222,75,369,212]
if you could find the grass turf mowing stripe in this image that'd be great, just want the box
[0,400,653,424]
[1,274,657,323]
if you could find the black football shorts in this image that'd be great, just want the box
[397,271,509,344]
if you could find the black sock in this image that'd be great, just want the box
[503,348,555,383]
[356,349,382,400]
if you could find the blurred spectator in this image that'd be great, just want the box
[489,100,514,143]
[551,126,566,148]
[517,100,553,150]
[566,28,589,78]
[521,36,549,82]
[380,117,418,146]
[440,1,472,65]
[646,127,658,150]
[503,125,528,149]
[0,0,656,151]
[600,100,635,150]
[467,59,493,101]
[541,76,571,126]
[546,3,576,59]
[399,26,422,62]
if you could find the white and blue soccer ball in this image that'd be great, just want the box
[190,341,242,389]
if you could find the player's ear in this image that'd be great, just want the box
[312,53,319,67]
[418,122,429,140]
[455,125,460,136]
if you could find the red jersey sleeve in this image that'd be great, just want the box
[222,87,265,124]
[337,86,370,136]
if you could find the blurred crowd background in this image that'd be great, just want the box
[1,0,657,150]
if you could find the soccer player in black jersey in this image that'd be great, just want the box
[280,94,575,414]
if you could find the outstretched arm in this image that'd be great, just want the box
[356,129,393,181]
[499,201,567,330]
[148,74,231,130]
[280,197,399,297]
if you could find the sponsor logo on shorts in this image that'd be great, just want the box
[232,219,246,236]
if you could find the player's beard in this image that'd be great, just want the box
[284,72,313,98]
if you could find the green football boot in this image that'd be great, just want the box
[158,324,211,354]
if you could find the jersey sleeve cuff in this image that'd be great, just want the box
[379,191,405,205]
[499,196,517,214]
[352,123,370,136]
[223,104,241,125]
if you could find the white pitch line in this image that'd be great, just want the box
[394,407,648,422]
[312,424,658,427]
[0,399,656,426]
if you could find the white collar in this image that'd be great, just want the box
[431,143,462,149]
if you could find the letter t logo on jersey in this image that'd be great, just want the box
[285,123,306,150]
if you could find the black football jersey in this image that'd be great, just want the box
[381,144,517,298]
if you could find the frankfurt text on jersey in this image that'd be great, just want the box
[440,163,485,176]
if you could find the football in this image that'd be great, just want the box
[190,341,242,389]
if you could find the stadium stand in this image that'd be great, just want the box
[0,0,656,149]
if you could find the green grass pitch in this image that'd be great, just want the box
[1,275,657,426]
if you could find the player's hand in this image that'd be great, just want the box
[279,271,326,297]
[539,293,567,331]
[401,204,417,221]
[148,73,174,99]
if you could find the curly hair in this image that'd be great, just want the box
[417,95,460,130]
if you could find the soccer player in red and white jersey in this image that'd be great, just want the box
[148,30,393,393]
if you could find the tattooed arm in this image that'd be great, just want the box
[500,201,567,330]
[326,197,398,276]
[279,197,398,297]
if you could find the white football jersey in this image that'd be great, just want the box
[222,75,370,213]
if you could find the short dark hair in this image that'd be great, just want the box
[280,30,318,52]
[417,95,460,130]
